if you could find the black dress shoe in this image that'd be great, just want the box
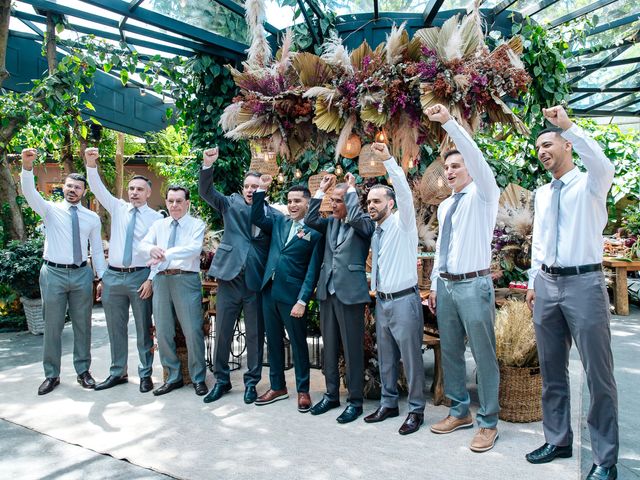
[203,382,231,403]
[94,375,128,391]
[77,371,96,389]
[309,397,340,416]
[336,405,363,424]
[139,377,154,393]
[586,464,617,480]
[193,382,208,396]
[38,377,60,395]
[363,406,400,423]
[399,412,424,435]
[244,386,257,404]
[153,379,184,396]
[525,443,573,464]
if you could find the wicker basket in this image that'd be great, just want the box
[308,171,334,213]
[419,159,450,205]
[20,297,44,335]
[163,346,192,385]
[498,364,542,422]
[358,144,387,178]
[417,255,434,290]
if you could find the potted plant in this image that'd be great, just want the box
[495,299,542,422]
[0,236,45,334]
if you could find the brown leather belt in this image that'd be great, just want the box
[541,263,601,276]
[440,268,491,281]
[44,260,87,269]
[109,266,147,273]
[157,269,196,276]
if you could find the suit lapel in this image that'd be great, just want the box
[336,223,349,247]
[331,219,340,249]
[281,218,292,249]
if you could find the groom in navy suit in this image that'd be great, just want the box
[251,175,323,412]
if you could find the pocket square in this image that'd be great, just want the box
[302,232,311,241]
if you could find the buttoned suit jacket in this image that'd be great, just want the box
[305,190,375,305]
[251,190,323,306]
[198,167,280,292]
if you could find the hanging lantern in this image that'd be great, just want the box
[335,164,343,177]
[375,129,388,144]
[277,172,285,183]
[340,133,362,159]
[294,168,302,179]
[249,139,279,176]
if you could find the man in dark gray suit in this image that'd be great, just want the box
[198,147,280,404]
[305,172,375,424]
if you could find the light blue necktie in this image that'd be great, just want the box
[548,179,563,266]
[370,226,383,292]
[70,206,82,266]
[287,220,301,243]
[168,220,179,249]
[122,207,138,267]
[438,192,465,273]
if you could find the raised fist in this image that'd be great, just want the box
[345,171,356,188]
[259,174,273,190]
[371,142,391,161]
[425,104,452,124]
[85,147,99,168]
[319,174,336,193]
[203,146,219,167]
[542,106,573,131]
[21,148,37,171]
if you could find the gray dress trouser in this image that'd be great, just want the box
[152,273,205,384]
[40,264,94,378]
[375,289,426,413]
[101,267,153,378]
[533,270,618,467]
[436,275,500,428]
[214,272,264,388]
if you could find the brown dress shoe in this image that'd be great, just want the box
[77,371,96,389]
[399,412,424,435]
[430,414,474,434]
[255,388,289,406]
[297,392,312,412]
[363,406,400,423]
[470,428,498,452]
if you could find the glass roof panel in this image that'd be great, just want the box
[378,0,428,13]
[565,48,613,67]
[571,91,622,109]
[574,62,637,87]
[614,42,640,59]
[580,0,639,28]
[583,22,639,49]
[265,0,296,30]
[439,0,477,11]
[509,0,551,18]
[141,0,250,44]
[614,70,640,87]
[605,91,640,110]
[323,0,374,16]
[531,0,596,25]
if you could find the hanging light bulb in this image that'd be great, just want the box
[294,168,302,179]
[375,130,388,143]
[335,164,343,176]
[437,177,444,188]
[408,158,414,169]
[277,172,284,183]
[340,133,361,158]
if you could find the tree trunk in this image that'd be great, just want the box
[45,12,58,73]
[61,129,75,175]
[115,132,125,198]
[0,0,11,87]
[0,150,25,242]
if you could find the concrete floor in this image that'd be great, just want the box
[0,304,638,480]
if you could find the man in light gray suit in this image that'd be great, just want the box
[305,172,375,424]
[198,146,280,404]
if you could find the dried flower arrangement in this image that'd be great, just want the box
[495,300,538,368]
[220,0,530,165]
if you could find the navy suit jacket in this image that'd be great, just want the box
[251,190,323,306]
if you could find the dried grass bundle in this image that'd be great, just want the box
[496,205,533,238]
[321,34,353,73]
[386,22,408,65]
[495,300,538,368]
[245,0,272,68]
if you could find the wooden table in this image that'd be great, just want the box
[603,257,640,315]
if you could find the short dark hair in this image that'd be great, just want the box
[244,171,262,182]
[536,126,564,140]
[369,184,396,202]
[130,175,152,188]
[166,185,190,200]
[66,173,87,188]
[442,149,462,162]
[288,185,311,198]
[333,182,348,192]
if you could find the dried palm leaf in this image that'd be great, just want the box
[225,116,278,140]
[459,11,482,59]
[350,41,373,70]
[414,27,440,52]
[303,86,338,108]
[313,99,343,133]
[291,52,333,87]
[407,35,423,61]
[335,115,357,160]
[386,22,409,65]
[219,102,243,131]
[507,35,523,55]
[361,105,388,127]
[419,87,446,113]
[490,94,530,135]
[438,15,462,61]
[500,183,533,211]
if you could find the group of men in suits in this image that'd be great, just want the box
[22,103,618,479]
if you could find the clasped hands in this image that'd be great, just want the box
[147,246,167,266]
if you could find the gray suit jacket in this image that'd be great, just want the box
[198,167,280,292]
[305,190,375,305]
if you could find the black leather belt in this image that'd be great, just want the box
[541,263,601,276]
[109,266,147,273]
[377,285,418,301]
[440,268,491,281]
[44,260,87,269]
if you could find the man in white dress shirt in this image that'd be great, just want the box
[426,104,501,453]
[139,186,207,397]
[85,148,162,393]
[20,148,107,395]
[525,106,618,480]
[363,142,426,435]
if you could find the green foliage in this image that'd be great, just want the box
[0,236,44,299]
[621,204,640,236]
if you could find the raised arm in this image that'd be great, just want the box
[427,104,499,204]
[251,176,275,234]
[198,147,229,213]
[305,174,335,234]
[344,173,374,239]
[85,148,119,213]
[19,149,50,217]
[163,220,206,264]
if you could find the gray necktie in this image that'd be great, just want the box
[370,226,383,292]
[337,222,347,245]
[70,205,82,266]
[122,207,138,267]
[548,179,563,266]
[438,192,465,273]
[168,219,179,249]
[287,220,301,243]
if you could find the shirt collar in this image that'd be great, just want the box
[63,200,81,210]
[556,166,579,186]
[128,203,148,213]
[171,214,189,225]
